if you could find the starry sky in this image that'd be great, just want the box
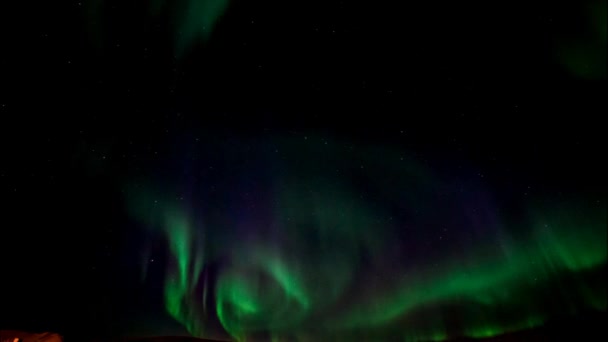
[0,1,606,341]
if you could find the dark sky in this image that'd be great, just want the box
[0,1,605,341]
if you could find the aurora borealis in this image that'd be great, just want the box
[1,1,605,341]
[126,137,606,341]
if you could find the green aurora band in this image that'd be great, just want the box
[85,0,230,54]
[83,0,606,77]
[555,0,607,79]
[126,140,606,341]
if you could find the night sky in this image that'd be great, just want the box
[0,1,606,341]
